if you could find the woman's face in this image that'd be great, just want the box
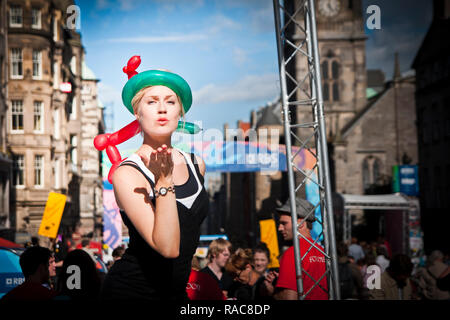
[253,252,269,274]
[135,85,182,137]
[235,264,252,285]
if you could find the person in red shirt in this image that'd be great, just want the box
[272,198,329,300]
[0,246,57,302]
[186,269,226,300]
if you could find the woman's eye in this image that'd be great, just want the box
[167,101,175,104]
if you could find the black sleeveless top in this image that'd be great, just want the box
[101,150,209,300]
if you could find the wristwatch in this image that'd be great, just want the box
[155,186,175,198]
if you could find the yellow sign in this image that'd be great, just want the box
[259,219,280,268]
[38,192,67,239]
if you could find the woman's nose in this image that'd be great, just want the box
[157,104,167,113]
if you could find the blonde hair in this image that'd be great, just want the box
[207,238,232,262]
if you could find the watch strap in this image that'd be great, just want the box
[154,185,175,198]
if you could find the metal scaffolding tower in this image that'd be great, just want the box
[272,0,341,299]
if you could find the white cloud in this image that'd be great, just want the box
[106,14,240,44]
[232,47,248,65]
[193,74,280,105]
[118,0,135,11]
[96,0,141,11]
[98,82,122,107]
[107,33,209,44]
[96,0,110,10]
[250,5,275,33]
[209,14,241,34]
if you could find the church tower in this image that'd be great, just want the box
[291,0,367,142]
[286,0,367,191]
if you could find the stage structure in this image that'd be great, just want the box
[273,0,341,299]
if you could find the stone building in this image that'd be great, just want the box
[0,0,13,234]
[216,0,419,246]
[286,0,418,197]
[79,62,104,240]
[4,0,103,245]
[412,0,450,253]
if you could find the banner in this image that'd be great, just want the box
[102,149,135,249]
[102,179,122,249]
[303,150,323,242]
[174,141,304,173]
[392,165,419,196]
[38,192,67,239]
[259,219,280,268]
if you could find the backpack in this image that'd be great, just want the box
[338,262,354,299]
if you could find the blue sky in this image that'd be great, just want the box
[76,0,279,151]
[76,0,432,152]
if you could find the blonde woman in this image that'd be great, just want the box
[100,57,209,300]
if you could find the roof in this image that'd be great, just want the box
[366,88,379,99]
[341,69,415,139]
[82,61,98,81]
[255,102,282,128]
[339,193,412,210]
[341,87,389,138]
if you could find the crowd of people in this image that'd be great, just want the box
[1,235,449,302]
[336,237,450,300]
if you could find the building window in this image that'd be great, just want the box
[321,52,340,102]
[70,56,77,75]
[32,50,42,79]
[34,155,43,187]
[81,84,91,95]
[9,5,23,27]
[70,96,77,120]
[13,155,24,187]
[32,8,42,29]
[11,100,24,132]
[362,156,383,193]
[70,135,78,172]
[373,158,381,183]
[53,108,60,139]
[11,48,23,79]
[53,17,59,41]
[34,101,43,132]
[54,158,61,189]
[53,63,59,89]
[362,158,370,191]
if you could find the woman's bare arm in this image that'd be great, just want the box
[113,163,180,258]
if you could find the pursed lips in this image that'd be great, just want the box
[157,117,169,125]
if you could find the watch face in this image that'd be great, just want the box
[318,0,340,17]
[159,187,167,196]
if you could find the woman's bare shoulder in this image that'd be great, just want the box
[112,164,148,189]
[112,165,151,208]
[193,154,206,176]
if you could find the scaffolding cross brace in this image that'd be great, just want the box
[273,0,341,300]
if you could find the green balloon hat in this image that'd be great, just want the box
[122,55,200,134]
